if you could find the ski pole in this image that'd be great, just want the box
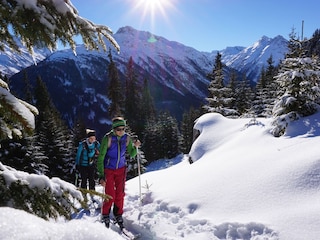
[136,146,142,204]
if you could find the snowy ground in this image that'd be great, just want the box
[1,112,320,239]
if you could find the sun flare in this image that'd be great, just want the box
[131,0,176,30]
[135,0,173,15]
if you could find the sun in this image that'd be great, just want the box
[131,0,176,30]
[135,0,173,16]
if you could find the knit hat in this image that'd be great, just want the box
[112,117,126,129]
[86,129,96,138]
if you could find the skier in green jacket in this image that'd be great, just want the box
[97,117,141,229]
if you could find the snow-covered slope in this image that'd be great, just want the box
[124,112,320,239]
[2,112,319,239]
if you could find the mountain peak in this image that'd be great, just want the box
[116,26,137,34]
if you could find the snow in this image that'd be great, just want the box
[1,112,320,239]
[0,85,36,138]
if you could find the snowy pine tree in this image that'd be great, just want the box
[124,57,144,135]
[180,107,202,154]
[251,55,278,117]
[107,49,124,117]
[271,35,320,136]
[0,0,119,139]
[34,77,74,182]
[204,52,236,116]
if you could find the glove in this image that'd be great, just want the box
[76,164,80,171]
[99,176,106,186]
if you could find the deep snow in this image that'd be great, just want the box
[1,112,320,240]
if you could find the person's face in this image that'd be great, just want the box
[88,136,96,143]
[114,127,125,136]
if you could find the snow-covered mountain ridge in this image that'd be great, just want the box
[0,39,51,77]
[7,26,288,134]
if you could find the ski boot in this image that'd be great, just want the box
[102,215,110,228]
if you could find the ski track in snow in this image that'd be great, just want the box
[122,192,279,240]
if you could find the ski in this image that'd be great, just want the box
[111,219,141,240]
[120,228,141,240]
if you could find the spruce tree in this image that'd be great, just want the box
[140,77,156,128]
[124,57,143,135]
[34,76,74,182]
[107,49,124,117]
[0,0,119,139]
[142,118,161,162]
[271,33,320,136]
[180,107,202,154]
[235,75,254,116]
[251,67,266,117]
[226,70,239,117]
[204,52,235,116]
[0,1,119,53]
[158,111,179,159]
[251,55,278,117]
[23,71,33,103]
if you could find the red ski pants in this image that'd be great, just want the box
[102,167,126,216]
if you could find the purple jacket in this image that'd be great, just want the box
[105,134,128,169]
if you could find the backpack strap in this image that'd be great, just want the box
[104,131,113,149]
[79,139,87,165]
[105,131,129,148]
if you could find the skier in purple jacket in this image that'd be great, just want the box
[97,117,140,229]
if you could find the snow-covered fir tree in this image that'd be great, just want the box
[251,55,278,117]
[271,35,320,137]
[204,52,236,116]
[34,76,74,182]
[235,74,255,116]
[179,107,202,154]
[0,0,119,139]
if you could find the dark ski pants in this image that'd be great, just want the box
[102,167,126,216]
[79,165,95,190]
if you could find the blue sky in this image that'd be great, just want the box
[71,0,320,52]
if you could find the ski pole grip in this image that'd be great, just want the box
[132,135,138,142]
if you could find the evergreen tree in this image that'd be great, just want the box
[142,118,161,162]
[0,0,119,139]
[24,135,48,175]
[306,29,320,57]
[251,55,278,117]
[226,70,240,117]
[235,74,254,116]
[107,49,124,117]
[204,52,235,116]
[0,1,119,53]
[204,52,224,113]
[271,34,320,136]
[286,28,302,58]
[251,67,267,117]
[157,111,180,159]
[179,107,202,154]
[34,76,74,182]
[72,117,87,144]
[23,71,33,103]
[0,76,37,139]
[124,57,143,135]
[140,77,156,127]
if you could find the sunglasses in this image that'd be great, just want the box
[115,127,125,132]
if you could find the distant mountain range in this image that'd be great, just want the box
[4,26,288,135]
